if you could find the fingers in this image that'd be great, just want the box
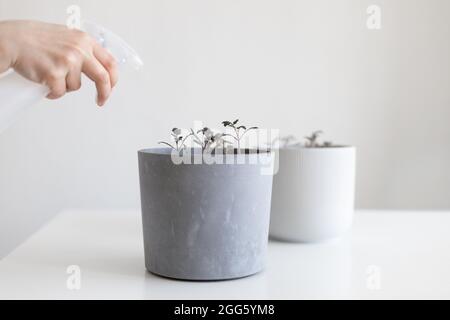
[46,75,67,100]
[66,65,82,92]
[41,30,118,105]
[93,43,118,88]
[81,54,111,106]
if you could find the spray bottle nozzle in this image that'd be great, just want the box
[82,21,143,70]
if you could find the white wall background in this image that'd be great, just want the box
[1,0,449,258]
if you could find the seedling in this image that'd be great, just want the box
[158,128,192,151]
[159,119,260,153]
[222,119,258,149]
[304,130,333,148]
[304,130,323,147]
[190,127,230,152]
[273,131,334,148]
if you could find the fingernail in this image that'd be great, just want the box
[96,96,103,107]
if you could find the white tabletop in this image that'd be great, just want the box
[0,209,449,300]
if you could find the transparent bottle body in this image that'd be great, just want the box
[0,72,48,133]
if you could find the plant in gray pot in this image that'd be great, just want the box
[270,131,356,243]
[138,120,274,281]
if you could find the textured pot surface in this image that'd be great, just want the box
[270,147,356,243]
[138,148,274,280]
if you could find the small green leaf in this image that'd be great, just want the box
[158,141,176,150]
[172,128,182,135]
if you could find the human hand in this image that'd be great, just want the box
[0,20,118,106]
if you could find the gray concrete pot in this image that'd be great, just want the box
[138,148,274,281]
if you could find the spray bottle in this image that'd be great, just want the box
[0,21,143,134]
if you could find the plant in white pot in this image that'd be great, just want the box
[138,120,274,280]
[269,131,356,243]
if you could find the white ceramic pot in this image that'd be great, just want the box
[269,146,356,242]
